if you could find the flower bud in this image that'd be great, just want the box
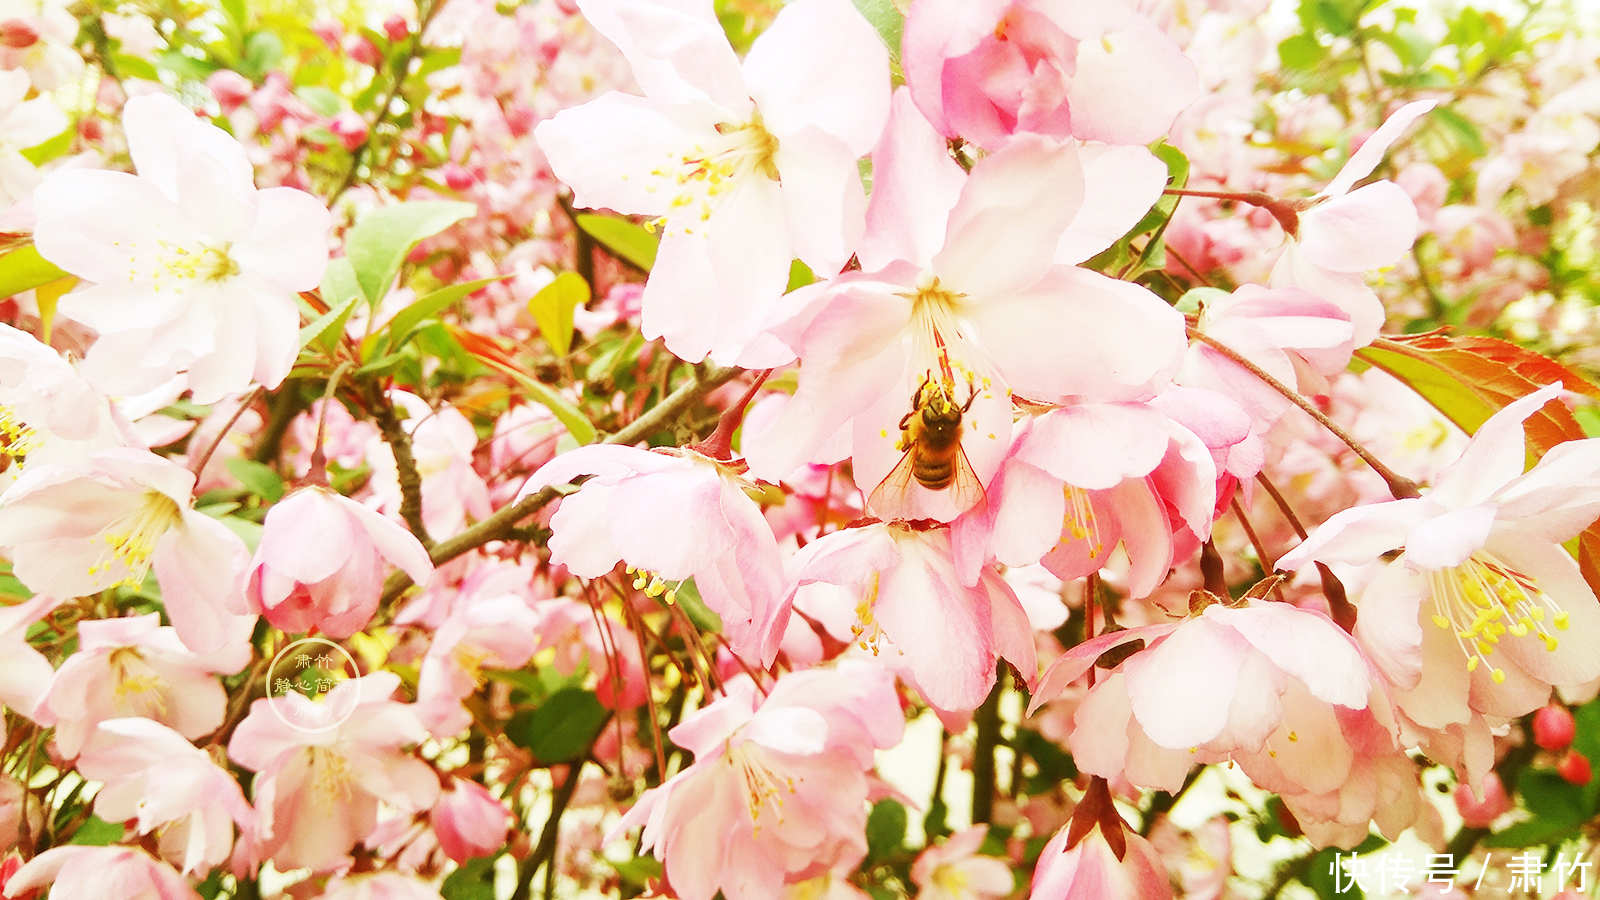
[207,70,254,114]
[344,34,380,67]
[328,110,369,152]
[1453,771,1511,828]
[0,18,39,49]
[1557,750,1593,786]
[1533,704,1576,751]
[382,14,410,42]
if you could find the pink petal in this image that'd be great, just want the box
[858,89,966,271]
[1124,617,1246,749]
[1323,100,1437,198]
[1054,143,1170,265]
[1429,382,1563,510]
[1298,181,1419,273]
[742,0,889,155]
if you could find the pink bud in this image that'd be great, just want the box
[1454,771,1511,828]
[432,780,512,863]
[441,163,475,192]
[207,70,254,114]
[328,111,369,152]
[344,34,381,67]
[0,18,39,49]
[1534,704,1577,751]
[1558,750,1593,786]
[311,19,342,50]
[382,14,410,42]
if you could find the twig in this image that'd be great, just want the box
[377,363,741,604]
[190,386,266,480]
[510,762,584,900]
[970,669,1003,825]
[369,386,433,547]
[1191,329,1420,499]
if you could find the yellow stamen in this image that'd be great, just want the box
[1428,550,1570,681]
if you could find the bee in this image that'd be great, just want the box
[868,372,985,517]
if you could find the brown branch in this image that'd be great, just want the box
[1191,329,1420,499]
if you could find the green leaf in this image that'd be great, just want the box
[346,201,477,306]
[298,295,359,352]
[226,458,285,503]
[1483,817,1584,849]
[384,276,507,354]
[865,799,907,862]
[669,578,722,632]
[606,856,663,886]
[69,815,126,846]
[322,256,363,307]
[528,273,589,358]
[20,127,73,166]
[1175,287,1228,316]
[851,0,904,64]
[297,86,344,118]
[1518,770,1590,825]
[504,688,608,763]
[1277,33,1328,70]
[520,378,597,446]
[1429,105,1488,158]
[441,855,498,900]
[787,259,815,292]
[575,214,658,272]
[0,245,68,299]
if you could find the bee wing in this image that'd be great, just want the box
[867,449,919,519]
[946,443,988,515]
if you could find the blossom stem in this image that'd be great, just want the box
[306,362,352,488]
[1191,329,1422,499]
[510,761,584,900]
[1256,473,1357,630]
[1163,187,1305,237]
[971,671,1003,824]
[189,386,266,480]
[378,363,742,604]
[686,368,771,461]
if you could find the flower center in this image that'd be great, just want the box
[310,746,355,807]
[655,114,781,230]
[852,572,888,655]
[627,566,682,605]
[725,742,795,835]
[0,405,40,468]
[1063,485,1103,559]
[109,647,170,717]
[932,863,971,895]
[153,240,240,286]
[91,490,183,585]
[1428,551,1571,684]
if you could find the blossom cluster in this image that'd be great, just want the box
[0,0,1595,899]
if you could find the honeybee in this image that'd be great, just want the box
[868,372,985,517]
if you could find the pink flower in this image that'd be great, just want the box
[748,90,1185,522]
[790,522,1035,713]
[519,443,790,667]
[415,593,540,737]
[34,613,243,758]
[902,0,1198,150]
[535,0,890,362]
[431,779,511,863]
[32,94,331,403]
[612,665,903,900]
[319,873,444,900]
[328,111,369,152]
[1030,823,1171,900]
[0,447,256,654]
[0,594,59,721]
[247,486,433,639]
[1268,100,1435,347]
[228,671,440,873]
[1278,383,1600,788]
[75,717,253,875]
[910,826,1013,900]
[2,847,197,900]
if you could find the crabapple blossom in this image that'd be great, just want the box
[535,0,889,363]
[415,592,541,736]
[1277,382,1600,786]
[34,613,243,758]
[228,671,439,873]
[2,846,198,900]
[0,68,64,207]
[0,593,57,718]
[431,779,512,863]
[1030,822,1172,900]
[32,93,331,403]
[75,717,253,875]
[910,826,1013,900]
[0,0,83,90]
[790,522,1035,713]
[1268,100,1436,346]
[748,90,1185,522]
[519,443,789,667]
[902,0,1199,149]
[611,665,903,900]
[0,447,255,654]
[318,873,445,900]
[247,485,434,639]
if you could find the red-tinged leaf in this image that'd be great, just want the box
[449,325,597,444]
[1358,330,1600,599]
[1357,331,1600,459]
